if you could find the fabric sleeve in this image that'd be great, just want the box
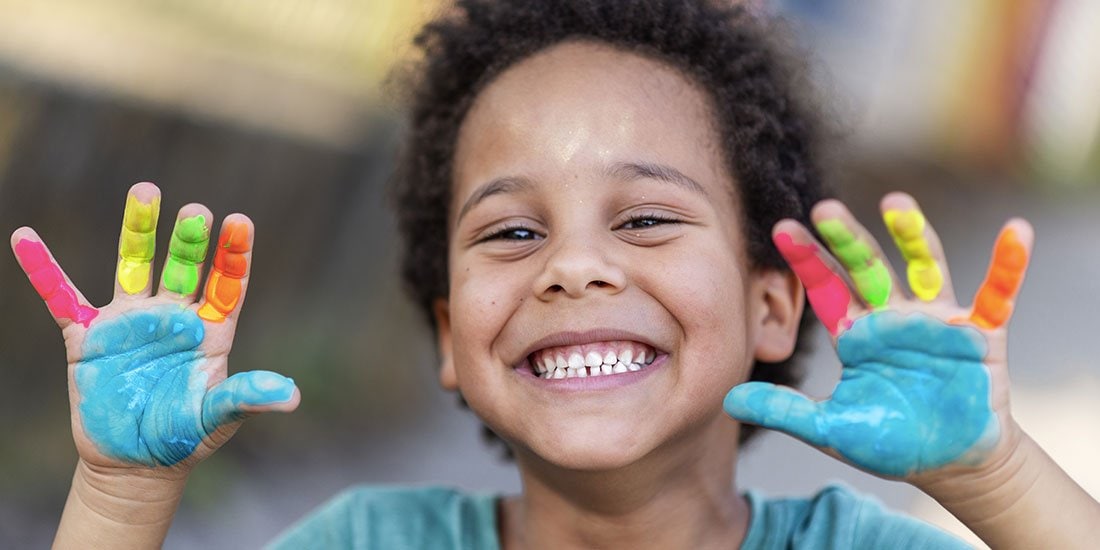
[742,484,973,550]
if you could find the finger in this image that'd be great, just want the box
[969,220,1032,329]
[197,215,253,323]
[115,182,162,299]
[811,200,898,310]
[201,371,299,433]
[158,203,213,302]
[724,382,827,447]
[10,227,99,329]
[881,193,955,303]
[772,220,861,337]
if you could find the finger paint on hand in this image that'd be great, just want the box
[77,306,206,466]
[162,215,210,295]
[201,371,296,431]
[815,219,891,308]
[970,228,1028,329]
[197,222,249,322]
[14,239,99,327]
[774,232,852,335]
[116,194,160,294]
[883,209,943,301]
[724,311,998,477]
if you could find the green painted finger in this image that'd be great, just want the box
[815,219,892,308]
[117,194,160,294]
[161,215,210,294]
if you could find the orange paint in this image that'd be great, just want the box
[198,222,250,322]
[970,228,1028,329]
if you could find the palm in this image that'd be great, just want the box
[725,194,1029,479]
[14,183,298,472]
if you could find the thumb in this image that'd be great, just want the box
[202,371,299,434]
[724,382,827,447]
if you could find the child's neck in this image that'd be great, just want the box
[499,416,749,550]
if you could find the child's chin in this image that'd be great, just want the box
[522,433,654,471]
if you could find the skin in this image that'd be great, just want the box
[11,39,1098,550]
[437,41,802,549]
[10,183,300,549]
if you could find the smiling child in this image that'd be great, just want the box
[11,0,1100,548]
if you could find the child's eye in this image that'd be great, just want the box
[482,225,542,242]
[618,214,680,230]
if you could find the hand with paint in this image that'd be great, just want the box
[11,182,300,547]
[724,192,1029,479]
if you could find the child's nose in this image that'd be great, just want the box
[532,237,625,300]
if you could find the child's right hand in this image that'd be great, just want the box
[10,182,299,478]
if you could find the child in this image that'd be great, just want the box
[10,0,1099,548]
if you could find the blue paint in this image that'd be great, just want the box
[77,305,296,466]
[724,311,999,476]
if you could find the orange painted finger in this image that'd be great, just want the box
[197,218,252,323]
[969,222,1032,329]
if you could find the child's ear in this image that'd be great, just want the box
[750,268,804,362]
[433,298,458,391]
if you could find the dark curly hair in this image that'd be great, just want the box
[392,0,830,450]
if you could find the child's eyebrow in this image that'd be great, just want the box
[606,161,709,198]
[456,176,534,224]
[455,161,708,225]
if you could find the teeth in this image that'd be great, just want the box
[533,344,659,381]
[568,353,584,369]
[618,349,633,364]
[584,351,602,367]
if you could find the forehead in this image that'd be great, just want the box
[452,40,731,206]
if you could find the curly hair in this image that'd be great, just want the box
[392,0,830,449]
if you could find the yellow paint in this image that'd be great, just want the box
[883,209,943,301]
[116,194,160,294]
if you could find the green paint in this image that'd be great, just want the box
[162,215,210,294]
[816,219,891,308]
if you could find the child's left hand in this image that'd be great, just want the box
[724,192,1030,481]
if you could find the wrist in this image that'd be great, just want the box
[914,419,1100,549]
[54,461,191,549]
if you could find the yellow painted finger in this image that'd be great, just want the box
[970,227,1029,329]
[117,193,160,294]
[883,209,943,301]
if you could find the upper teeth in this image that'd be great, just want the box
[529,341,656,379]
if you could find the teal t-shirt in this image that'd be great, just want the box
[268,484,970,549]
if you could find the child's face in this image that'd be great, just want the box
[435,41,799,469]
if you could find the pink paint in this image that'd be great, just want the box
[15,239,98,327]
[774,233,851,335]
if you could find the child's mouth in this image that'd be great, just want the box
[526,341,657,379]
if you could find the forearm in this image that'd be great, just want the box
[920,424,1100,549]
[54,460,189,550]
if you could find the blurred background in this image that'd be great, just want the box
[0,0,1097,547]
